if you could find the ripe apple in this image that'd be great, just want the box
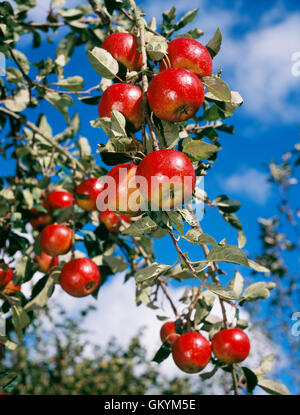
[162,38,213,78]
[0,263,13,288]
[30,207,52,230]
[101,32,142,71]
[2,281,21,295]
[160,321,180,345]
[45,190,73,212]
[40,224,72,256]
[99,209,132,233]
[76,177,104,212]
[211,328,250,364]
[172,332,211,373]
[98,83,143,131]
[100,163,142,217]
[147,68,205,122]
[59,258,101,297]
[136,149,196,210]
[34,252,59,273]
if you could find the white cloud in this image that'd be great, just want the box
[222,168,271,205]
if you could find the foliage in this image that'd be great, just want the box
[0,0,291,395]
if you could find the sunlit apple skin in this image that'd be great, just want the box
[60,258,101,297]
[2,281,21,295]
[163,38,213,78]
[101,163,142,217]
[45,190,73,212]
[40,224,72,256]
[136,149,195,210]
[147,68,205,122]
[0,263,13,288]
[98,83,143,131]
[101,32,142,71]
[172,332,211,373]
[99,209,132,233]
[160,321,180,345]
[76,177,104,212]
[34,252,59,273]
[211,328,250,364]
[30,207,52,230]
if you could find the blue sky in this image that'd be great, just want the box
[1,0,300,394]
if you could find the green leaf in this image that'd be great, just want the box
[11,49,30,74]
[253,354,275,377]
[0,195,10,218]
[22,189,34,209]
[228,271,244,296]
[154,118,180,149]
[206,244,249,267]
[241,367,258,394]
[242,282,274,303]
[78,136,91,157]
[57,76,84,91]
[173,8,198,32]
[14,256,32,285]
[214,195,241,213]
[87,47,119,79]
[79,95,101,105]
[123,217,159,237]
[45,92,74,122]
[146,34,168,61]
[24,271,59,311]
[202,76,231,102]
[238,230,247,249]
[59,8,83,19]
[11,305,30,342]
[194,290,215,327]
[110,110,127,137]
[182,140,219,161]
[167,211,184,235]
[206,28,222,58]
[185,228,217,245]
[6,67,23,83]
[178,208,198,227]
[257,378,291,395]
[175,28,204,39]
[103,255,127,274]
[200,365,218,380]
[4,88,30,112]
[135,263,170,283]
[152,341,172,364]
[56,32,76,66]
[205,283,240,300]
[222,212,242,230]
[248,259,270,273]
[0,336,18,351]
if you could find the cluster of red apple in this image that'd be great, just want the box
[99,32,212,126]
[160,321,250,373]
[0,178,134,299]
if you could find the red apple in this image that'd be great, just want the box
[147,68,205,122]
[160,321,180,345]
[211,328,250,364]
[30,207,52,230]
[101,32,142,71]
[76,177,104,212]
[99,209,132,233]
[34,252,59,273]
[0,263,13,288]
[45,190,73,212]
[100,163,142,217]
[163,38,213,78]
[172,332,211,373]
[60,258,101,297]
[98,83,143,131]
[2,281,21,295]
[136,149,195,210]
[40,224,72,256]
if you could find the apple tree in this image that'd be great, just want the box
[0,0,291,395]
